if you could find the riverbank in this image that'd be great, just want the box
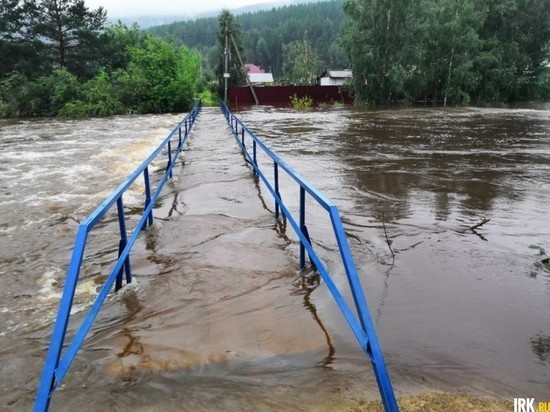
[348,392,512,412]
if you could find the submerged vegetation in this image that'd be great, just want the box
[290,94,313,111]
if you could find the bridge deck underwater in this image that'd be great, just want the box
[36,105,398,411]
[111,107,330,373]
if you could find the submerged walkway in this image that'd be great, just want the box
[101,108,353,410]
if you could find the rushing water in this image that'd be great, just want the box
[0,114,185,409]
[236,104,550,399]
[1,105,549,410]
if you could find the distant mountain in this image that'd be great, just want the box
[107,15,188,28]
[108,0,321,29]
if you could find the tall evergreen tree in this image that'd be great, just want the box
[34,0,106,78]
[216,9,246,97]
[0,0,45,76]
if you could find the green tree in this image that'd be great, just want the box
[44,68,83,114]
[100,22,142,72]
[475,0,550,101]
[424,0,485,105]
[343,0,427,103]
[282,39,322,85]
[258,28,283,76]
[216,9,247,96]
[342,0,549,103]
[33,0,107,78]
[0,0,47,77]
[58,70,124,117]
[0,72,44,116]
[123,35,199,113]
[0,68,82,116]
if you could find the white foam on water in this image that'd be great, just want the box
[116,280,141,300]
[0,166,23,180]
[38,267,64,302]
[2,264,144,336]
[0,115,183,338]
[37,267,101,316]
[65,164,104,181]
[122,190,143,206]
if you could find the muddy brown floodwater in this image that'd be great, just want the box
[0,104,549,411]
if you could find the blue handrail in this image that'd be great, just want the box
[35,101,202,412]
[221,103,399,412]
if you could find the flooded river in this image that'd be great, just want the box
[1,105,549,410]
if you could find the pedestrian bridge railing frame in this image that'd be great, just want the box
[221,103,398,412]
[35,101,202,411]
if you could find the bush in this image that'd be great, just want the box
[47,69,83,113]
[58,71,125,118]
[534,68,550,100]
[57,101,92,118]
[0,72,51,116]
[197,90,218,106]
[290,94,313,110]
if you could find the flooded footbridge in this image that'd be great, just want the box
[34,105,397,411]
[6,103,547,411]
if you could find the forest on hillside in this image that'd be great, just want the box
[147,1,348,79]
[151,0,550,104]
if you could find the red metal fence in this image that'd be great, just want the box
[228,85,354,108]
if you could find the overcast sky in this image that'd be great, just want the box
[84,0,281,17]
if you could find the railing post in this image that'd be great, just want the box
[241,128,245,150]
[299,186,306,269]
[274,162,280,220]
[143,166,153,228]
[115,197,132,291]
[178,127,182,149]
[167,140,173,179]
[35,225,89,412]
[253,140,257,176]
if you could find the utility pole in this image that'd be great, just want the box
[230,32,259,105]
[223,23,229,103]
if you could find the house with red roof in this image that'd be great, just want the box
[245,63,274,86]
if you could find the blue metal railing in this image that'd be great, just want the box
[35,101,202,411]
[221,103,399,412]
